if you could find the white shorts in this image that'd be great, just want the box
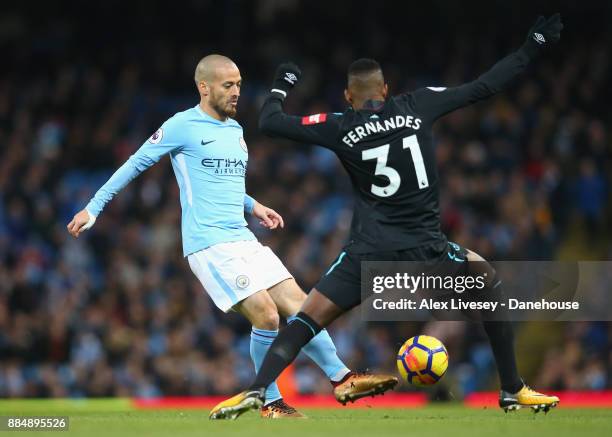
[187,240,293,312]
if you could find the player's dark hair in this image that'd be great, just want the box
[346,58,386,107]
[347,58,382,79]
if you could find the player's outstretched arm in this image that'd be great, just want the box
[259,63,340,148]
[414,13,563,121]
[66,120,183,237]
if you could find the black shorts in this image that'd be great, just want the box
[315,240,469,311]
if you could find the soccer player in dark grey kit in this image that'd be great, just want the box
[210,14,563,419]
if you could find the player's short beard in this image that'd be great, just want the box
[210,90,237,119]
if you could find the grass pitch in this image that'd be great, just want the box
[1,399,611,437]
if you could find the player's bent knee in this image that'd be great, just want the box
[267,278,307,318]
[258,306,280,330]
[236,290,280,330]
[249,298,279,329]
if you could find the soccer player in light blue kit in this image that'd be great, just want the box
[67,54,367,418]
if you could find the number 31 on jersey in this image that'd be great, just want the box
[361,135,429,197]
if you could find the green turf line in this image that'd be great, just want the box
[0,400,611,437]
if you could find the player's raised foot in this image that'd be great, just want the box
[209,388,265,420]
[261,399,307,419]
[499,385,559,413]
[332,371,399,405]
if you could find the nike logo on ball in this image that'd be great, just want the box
[201,140,215,146]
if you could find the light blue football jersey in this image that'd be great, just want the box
[86,105,257,256]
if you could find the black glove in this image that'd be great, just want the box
[270,62,301,98]
[522,13,563,58]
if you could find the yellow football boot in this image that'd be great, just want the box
[499,385,560,413]
[209,389,265,420]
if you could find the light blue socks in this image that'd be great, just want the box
[250,328,282,404]
[287,315,351,382]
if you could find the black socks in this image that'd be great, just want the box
[483,320,524,393]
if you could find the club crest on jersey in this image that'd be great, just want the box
[148,128,163,144]
[239,137,248,152]
[302,113,327,125]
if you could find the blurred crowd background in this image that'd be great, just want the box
[1,0,611,398]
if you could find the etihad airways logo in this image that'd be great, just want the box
[201,158,248,175]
